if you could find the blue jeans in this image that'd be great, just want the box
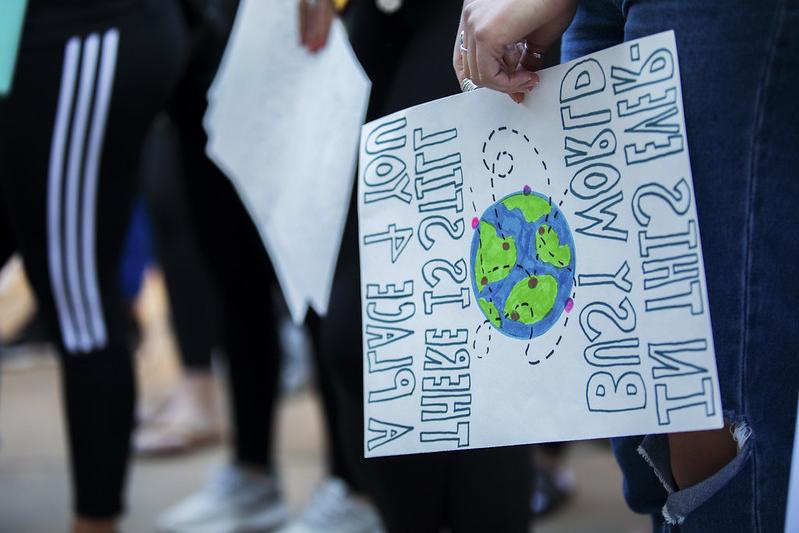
[562,1,799,531]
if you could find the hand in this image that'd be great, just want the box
[453,0,578,102]
[299,0,335,53]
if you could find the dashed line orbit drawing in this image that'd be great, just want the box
[471,126,577,364]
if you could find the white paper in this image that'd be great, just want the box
[205,0,370,322]
[358,31,723,457]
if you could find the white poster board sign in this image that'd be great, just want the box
[358,31,723,457]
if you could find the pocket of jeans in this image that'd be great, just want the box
[636,429,753,529]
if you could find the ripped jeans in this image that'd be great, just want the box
[562,1,799,531]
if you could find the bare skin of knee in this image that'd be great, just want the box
[668,424,738,490]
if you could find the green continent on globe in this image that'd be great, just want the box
[501,193,551,223]
[503,275,558,325]
[478,298,502,328]
[474,220,516,289]
[536,225,572,268]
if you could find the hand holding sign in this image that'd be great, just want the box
[359,31,722,457]
[453,0,577,100]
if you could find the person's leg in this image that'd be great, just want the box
[623,2,798,530]
[316,4,444,529]
[560,0,625,61]
[169,22,281,475]
[158,31,288,530]
[141,120,218,372]
[320,2,533,532]
[0,1,186,527]
[134,119,222,456]
[447,448,531,533]
[565,0,799,529]
[0,166,14,269]
[307,311,352,483]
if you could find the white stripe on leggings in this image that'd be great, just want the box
[65,33,100,353]
[81,28,118,350]
[47,37,81,353]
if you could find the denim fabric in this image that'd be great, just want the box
[563,1,799,531]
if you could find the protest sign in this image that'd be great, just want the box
[358,31,723,457]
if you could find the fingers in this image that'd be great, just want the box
[453,20,467,83]
[479,48,539,94]
[299,0,309,46]
[466,32,480,85]
[458,28,538,94]
[300,0,334,53]
[520,40,547,72]
[453,0,578,98]
[462,47,472,81]
[315,1,334,49]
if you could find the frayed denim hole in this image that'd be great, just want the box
[731,421,752,452]
[659,422,754,527]
[636,434,676,495]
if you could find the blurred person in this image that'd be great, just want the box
[453,0,799,531]
[152,2,381,532]
[150,2,286,531]
[134,117,223,457]
[300,1,532,532]
[0,0,187,531]
[530,443,575,518]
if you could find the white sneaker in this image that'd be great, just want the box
[158,464,288,533]
[278,477,384,533]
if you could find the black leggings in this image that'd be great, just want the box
[160,0,283,470]
[0,0,186,517]
[313,1,531,532]
[140,118,218,371]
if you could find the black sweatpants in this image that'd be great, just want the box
[313,1,532,532]
[0,0,187,517]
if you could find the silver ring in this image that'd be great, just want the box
[461,78,479,92]
[460,31,468,53]
[524,41,544,60]
[306,0,319,6]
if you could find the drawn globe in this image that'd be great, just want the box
[470,189,576,339]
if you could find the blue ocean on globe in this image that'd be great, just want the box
[470,189,576,340]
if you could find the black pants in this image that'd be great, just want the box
[157,0,283,470]
[0,0,186,517]
[313,1,532,532]
[146,0,350,478]
[140,118,218,371]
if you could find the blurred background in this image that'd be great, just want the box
[0,258,648,532]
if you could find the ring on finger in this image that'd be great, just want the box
[459,31,468,53]
[524,40,544,60]
[461,77,479,92]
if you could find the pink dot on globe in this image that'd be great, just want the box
[565,298,574,313]
[471,217,479,229]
